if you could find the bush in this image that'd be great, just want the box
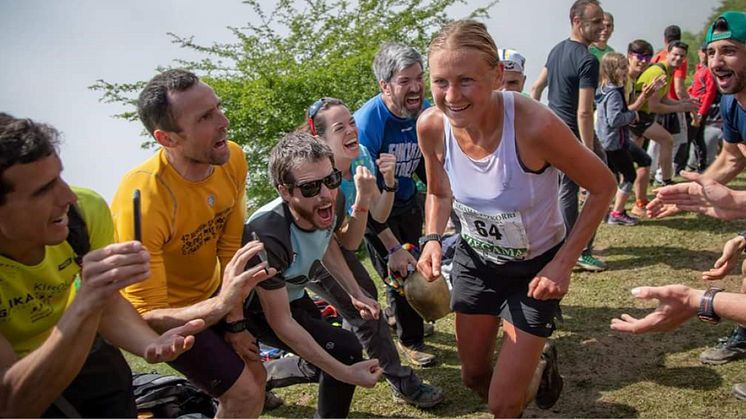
[91,0,496,210]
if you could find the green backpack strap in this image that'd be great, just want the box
[66,204,90,267]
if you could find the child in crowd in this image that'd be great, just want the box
[596,52,663,225]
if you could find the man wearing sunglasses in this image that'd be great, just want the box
[243,132,383,418]
[353,42,437,368]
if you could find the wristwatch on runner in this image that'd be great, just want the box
[698,287,723,324]
[419,234,442,249]
[221,319,248,333]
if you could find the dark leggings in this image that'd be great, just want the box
[605,148,637,193]
[246,292,363,418]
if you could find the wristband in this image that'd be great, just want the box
[387,243,403,256]
[220,319,248,333]
[698,287,723,324]
[351,204,368,214]
[382,180,399,193]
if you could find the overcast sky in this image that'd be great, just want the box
[1,0,720,202]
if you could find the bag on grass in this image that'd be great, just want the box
[132,372,217,418]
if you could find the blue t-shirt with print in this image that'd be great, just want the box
[340,144,377,215]
[354,94,430,206]
[721,95,746,144]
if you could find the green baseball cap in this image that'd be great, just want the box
[706,11,746,45]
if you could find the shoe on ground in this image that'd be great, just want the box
[630,203,648,218]
[607,211,639,226]
[733,382,746,402]
[424,322,435,338]
[535,341,563,409]
[575,254,607,272]
[263,390,284,411]
[392,382,445,408]
[397,341,436,367]
[700,327,746,365]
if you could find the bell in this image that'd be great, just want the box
[403,271,452,322]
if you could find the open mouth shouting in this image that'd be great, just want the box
[315,201,334,227]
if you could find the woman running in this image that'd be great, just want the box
[416,20,615,417]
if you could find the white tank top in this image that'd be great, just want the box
[443,91,565,264]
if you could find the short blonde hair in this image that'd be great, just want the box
[428,20,499,69]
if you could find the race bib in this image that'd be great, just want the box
[454,200,529,264]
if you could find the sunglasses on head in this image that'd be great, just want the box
[288,168,342,198]
[632,53,653,62]
[307,98,331,136]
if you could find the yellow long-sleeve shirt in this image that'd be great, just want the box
[111,141,247,313]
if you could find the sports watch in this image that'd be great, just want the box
[382,180,399,193]
[221,319,248,333]
[698,287,724,324]
[419,234,442,248]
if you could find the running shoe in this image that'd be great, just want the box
[700,327,746,365]
[607,211,639,226]
[575,254,607,272]
[535,342,563,409]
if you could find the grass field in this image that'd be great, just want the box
[126,175,746,418]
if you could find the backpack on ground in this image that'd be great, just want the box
[132,372,218,418]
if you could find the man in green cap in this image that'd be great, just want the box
[635,10,746,402]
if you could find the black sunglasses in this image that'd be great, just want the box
[288,169,342,198]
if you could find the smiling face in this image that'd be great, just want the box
[317,104,360,171]
[280,158,338,231]
[627,52,652,78]
[708,39,746,96]
[667,46,688,70]
[598,15,614,43]
[0,153,77,264]
[429,47,500,128]
[380,63,425,119]
[576,3,604,45]
[158,81,231,168]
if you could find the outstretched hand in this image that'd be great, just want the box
[648,172,743,220]
[610,285,699,334]
[144,319,205,363]
[702,235,746,281]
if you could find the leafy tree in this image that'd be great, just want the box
[91,0,497,210]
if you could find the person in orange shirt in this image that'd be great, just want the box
[111,69,274,418]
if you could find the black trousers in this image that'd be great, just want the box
[246,292,362,418]
[43,337,136,418]
[364,198,425,347]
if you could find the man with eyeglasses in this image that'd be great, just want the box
[243,132,383,418]
[353,42,437,367]
[530,0,608,272]
[111,69,275,417]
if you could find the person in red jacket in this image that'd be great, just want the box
[686,44,720,172]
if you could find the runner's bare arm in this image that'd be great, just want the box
[517,95,615,276]
[416,107,452,279]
